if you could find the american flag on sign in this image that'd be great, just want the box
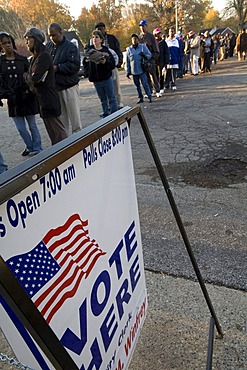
[7,214,106,324]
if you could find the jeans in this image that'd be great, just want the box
[94,78,118,117]
[0,152,8,174]
[213,48,219,64]
[133,73,152,99]
[12,115,42,152]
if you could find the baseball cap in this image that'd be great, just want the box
[131,33,139,38]
[95,22,106,28]
[139,19,148,26]
[153,28,161,35]
[24,27,45,43]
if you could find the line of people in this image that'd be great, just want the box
[0,21,126,173]
[126,21,183,102]
[1,21,246,174]
[0,23,84,163]
[125,21,247,103]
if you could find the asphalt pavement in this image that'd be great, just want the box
[0,57,247,369]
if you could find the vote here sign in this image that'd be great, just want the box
[0,121,147,370]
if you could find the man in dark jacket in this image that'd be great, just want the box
[47,23,82,135]
[95,22,124,109]
[153,28,170,93]
[139,19,161,97]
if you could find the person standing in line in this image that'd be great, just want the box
[23,27,68,145]
[46,23,82,135]
[201,31,214,73]
[95,22,124,109]
[229,33,236,57]
[188,30,200,75]
[0,151,8,174]
[212,34,220,65]
[175,32,184,78]
[83,30,118,118]
[184,34,191,74]
[240,28,247,60]
[236,31,242,61]
[139,19,162,97]
[165,27,182,90]
[0,32,42,156]
[219,35,226,61]
[153,28,170,93]
[126,33,152,103]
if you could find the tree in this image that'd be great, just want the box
[76,0,125,47]
[177,0,212,34]
[0,8,26,40]
[75,7,98,45]
[203,8,221,28]
[93,0,124,31]
[224,0,247,29]
[0,0,74,33]
[143,0,212,34]
[119,2,152,48]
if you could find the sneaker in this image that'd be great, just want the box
[156,92,162,97]
[22,149,30,156]
[172,86,177,90]
[160,89,165,94]
[144,94,148,98]
[151,92,156,97]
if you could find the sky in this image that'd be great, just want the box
[60,0,227,18]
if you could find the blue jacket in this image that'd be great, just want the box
[126,43,151,75]
[166,37,183,68]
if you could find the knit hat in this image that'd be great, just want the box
[24,28,45,43]
[153,28,161,35]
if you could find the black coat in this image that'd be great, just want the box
[157,39,170,66]
[83,45,116,82]
[25,51,61,119]
[104,33,123,67]
[0,53,39,117]
[85,33,123,67]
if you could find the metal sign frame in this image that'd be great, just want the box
[0,106,223,370]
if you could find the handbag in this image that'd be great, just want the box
[140,45,152,72]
